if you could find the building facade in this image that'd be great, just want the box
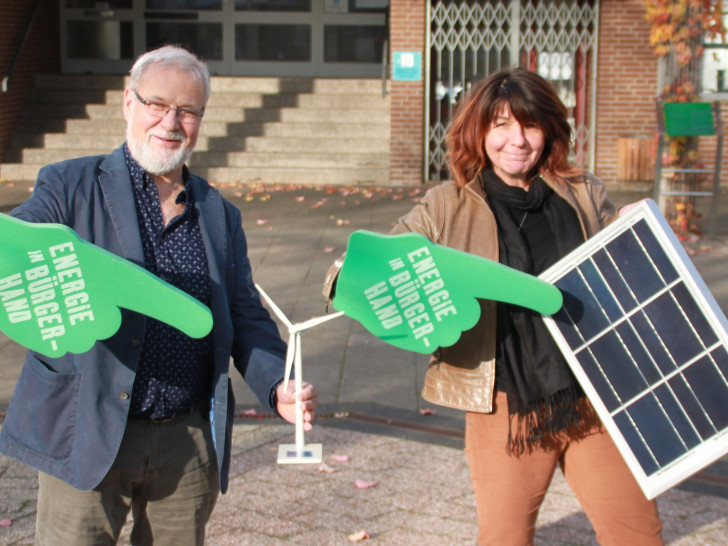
[1,0,725,191]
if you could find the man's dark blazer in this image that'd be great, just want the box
[0,145,287,492]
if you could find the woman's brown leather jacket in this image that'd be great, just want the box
[324,172,616,413]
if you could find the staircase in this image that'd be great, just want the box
[0,75,391,186]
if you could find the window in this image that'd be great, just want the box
[701,6,728,95]
[235,24,311,61]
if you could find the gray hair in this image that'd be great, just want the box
[129,45,211,105]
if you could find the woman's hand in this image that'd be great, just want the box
[618,198,651,217]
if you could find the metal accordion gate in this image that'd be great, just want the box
[426,0,599,181]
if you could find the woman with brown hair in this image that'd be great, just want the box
[325,67,663,545]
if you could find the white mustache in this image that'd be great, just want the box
[149,131,184,142]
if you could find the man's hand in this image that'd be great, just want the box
[276,381,318,431]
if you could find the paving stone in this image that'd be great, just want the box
[1,182,728,544]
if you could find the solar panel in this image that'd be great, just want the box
[539,199,728,499]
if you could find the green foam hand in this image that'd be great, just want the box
[0,213,213,358]
[332,230,562,354]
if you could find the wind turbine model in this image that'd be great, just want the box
[255,284,345,464]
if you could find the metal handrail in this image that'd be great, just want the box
[2,0,42,93]
[381,38,389,97]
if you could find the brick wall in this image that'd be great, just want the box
[388,0,665,189]
[596,0,728,195]
[594,0,658,188]
[389,0,426,186]
[0,0,59,166]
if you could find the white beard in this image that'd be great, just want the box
[126,126,194,176]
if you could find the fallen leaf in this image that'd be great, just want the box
[331,454,349,463]
[323,246,336,253]
[241,408,258,416]
[256,219,268,225]
[336,218,350,226]
[295,195,306,202]
[233,191,243,197]
[354,478,377,489]
[311,198,329,209]
[318,462,338,473]
[0,519,12,528]
[348,530,370,542]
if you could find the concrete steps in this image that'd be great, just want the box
[15,134,389,154]
[14,119,387,139]
[194,166,388,186]
[1,74,390,186]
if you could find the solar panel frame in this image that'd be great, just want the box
[539,199,728,499]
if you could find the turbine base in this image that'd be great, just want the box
[277,443,322,464]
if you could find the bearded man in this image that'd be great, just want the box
[0,45,317,545]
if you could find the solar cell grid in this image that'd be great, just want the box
[540,199,728,499]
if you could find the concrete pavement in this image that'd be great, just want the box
[1,179,728,544]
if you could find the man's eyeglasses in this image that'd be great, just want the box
[132,89,204,123]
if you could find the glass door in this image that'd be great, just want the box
[230,0,315,76]
[60,0,228,74]
[229,0,387,77]
[144,0,227,74]
[318,0,387,77]
[60,0,137,74]
[60,0,388,77]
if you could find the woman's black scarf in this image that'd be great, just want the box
[481,170,585,454]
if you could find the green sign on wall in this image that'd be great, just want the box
[0,214,213,358]
[663,102,716,137]
[332,231,562,354]
[392,51,422,81]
